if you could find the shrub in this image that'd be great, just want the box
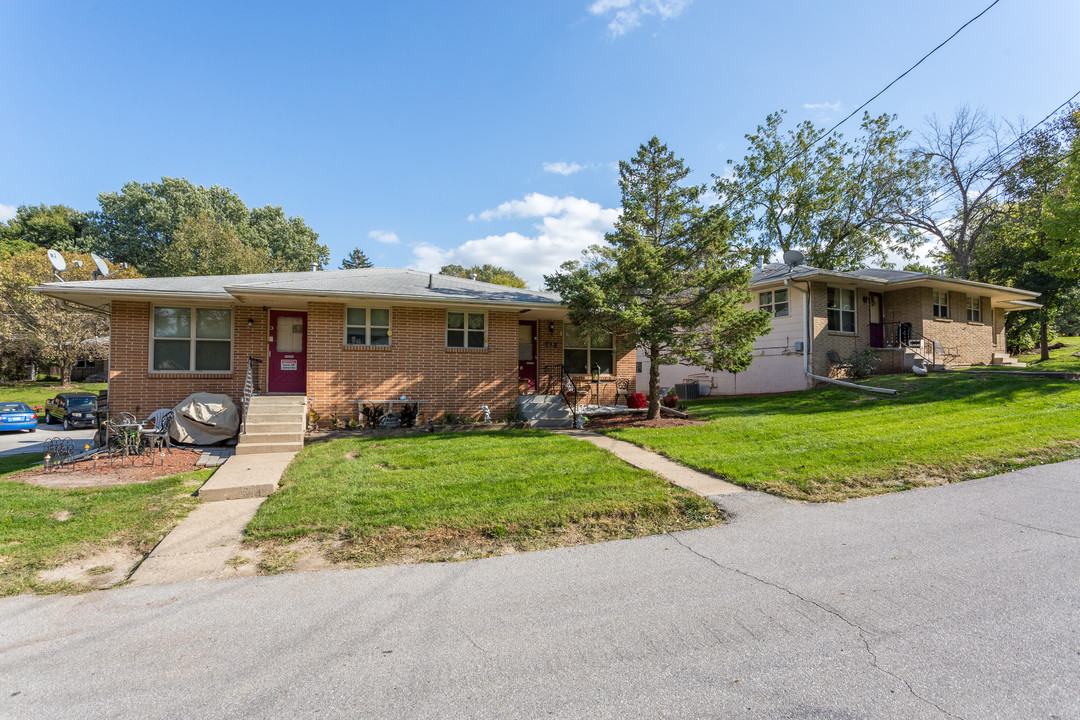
[627,392,648,409]
[361,403,386,428]
[845,349,881,379]
[398,402,418,428]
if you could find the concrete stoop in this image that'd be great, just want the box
[518,394,573,429]
[991,352,1026,368]
[236,395,307,455]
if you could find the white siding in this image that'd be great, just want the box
[636,286,811,397]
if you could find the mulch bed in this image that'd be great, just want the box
[584,414,704,430]
[5,448,206,489]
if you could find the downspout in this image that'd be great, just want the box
[783,279,812,376]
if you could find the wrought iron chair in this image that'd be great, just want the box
[140,409,174,461]
[106,412,140,465]
[613,378,631,406]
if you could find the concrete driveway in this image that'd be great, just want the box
[0,423,96,456]
[1,460,1078,719]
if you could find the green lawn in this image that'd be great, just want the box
[603,373,1080,502]
[0,465,209,596]
[0,379,107,409]
[1017,336,1080,372]
[247,431,720,567]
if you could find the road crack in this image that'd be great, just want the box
[984,514,1080,540]
[667,532,965,719]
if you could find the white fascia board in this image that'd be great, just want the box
[221,285,566,311]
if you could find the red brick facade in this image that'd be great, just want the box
[109,301,635,423]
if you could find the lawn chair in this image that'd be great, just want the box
[827,350,852,373]
[931,339,960,367]
[140,409,174,460]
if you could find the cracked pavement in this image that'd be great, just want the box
[2,459,1079,719]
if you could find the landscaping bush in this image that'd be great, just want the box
[844,349,881,379]
[627,392,647,409]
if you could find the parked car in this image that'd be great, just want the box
[43,393,99,431]
[0,402,38,433]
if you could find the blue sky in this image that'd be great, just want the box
[2,1,1078,286]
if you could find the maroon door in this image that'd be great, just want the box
[868,292,884,348]
[268,310,307,394]
[518,321,537,393]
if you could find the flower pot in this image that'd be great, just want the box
[663,396,679,408]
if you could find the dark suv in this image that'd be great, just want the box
[44,393,99,431]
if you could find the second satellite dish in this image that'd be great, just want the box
[91,253,111,279]
[782,250,805,267]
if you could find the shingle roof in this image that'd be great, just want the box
[37,267,563,307]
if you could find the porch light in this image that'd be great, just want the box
[247,317,255,327]
[591,363,600,383]
[548,322,555,335]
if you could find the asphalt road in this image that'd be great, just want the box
[0,423,96,456]
[1,460,1078,719]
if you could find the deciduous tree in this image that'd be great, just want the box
[158,215,274,277]
[547,137,770,420]
[439,263,526,288]
[0,204,93,255]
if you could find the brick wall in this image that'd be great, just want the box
[110,301,636,425]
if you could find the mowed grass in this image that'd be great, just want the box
[1018,336,1080,372]
[603,373,1080,502]
[247,431,720,567]
[0,380,107,408]
[0,464,209,596]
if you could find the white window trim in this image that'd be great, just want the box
[966,296,982,323]
[149,304,234,374]
[564,326,616,375]
[759,289,790,317]
[344,306,392,347]
[826,287,857,334]
[446,310,488,349]
[932,290,950,319]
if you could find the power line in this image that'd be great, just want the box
[724,0,1004,204]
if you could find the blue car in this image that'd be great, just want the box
[0,402,38,432]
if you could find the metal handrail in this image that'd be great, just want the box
[542,363,581,428]
[882,322,937,368]
[242,356,263,434]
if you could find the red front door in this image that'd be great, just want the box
[518,321,537,393]
[268,310,307,394]
[869,292,884,348]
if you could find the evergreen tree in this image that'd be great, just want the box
[340,248,374,269]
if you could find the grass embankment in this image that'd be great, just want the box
[247,431,720,570]
[1017,336,1080,372]
[603,373,1080,502]
[0,380,107,408]
[0,463,210,596]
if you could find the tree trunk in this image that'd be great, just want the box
[61,362,73,387]
[1040,310,1050,362]
[647,344,661,420]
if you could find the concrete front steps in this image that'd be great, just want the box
[235,395,307,455]
[991,352,1026,368]
[518,394,573,429]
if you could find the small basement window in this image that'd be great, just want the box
[759,289,789,317]
[345,307,391,346]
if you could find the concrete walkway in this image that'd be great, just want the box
[555,429,746,497]
[128,451,298,586]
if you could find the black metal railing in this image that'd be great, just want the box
[242,356,263,433]
[882,322,939,368]
[542,363,581,428]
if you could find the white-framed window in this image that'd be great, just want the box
[966,296,982,323]
[564,326,614,375]
[759,289,789,317]
[826,287,856,333]
[932,290,949,319]
[447,311,486,348]
[345,307,391,346]
[152,306,232,372]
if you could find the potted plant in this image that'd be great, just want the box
[663,388,679,408]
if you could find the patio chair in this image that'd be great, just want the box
[140,409,174,457]
[105,412,140,464]
[931,339,960,366]
[613,378,631,406]
[826,350,852,372]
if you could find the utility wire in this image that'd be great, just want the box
[724,0,1003,204]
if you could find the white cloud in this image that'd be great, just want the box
[368,229,400,244]
[542,161,586,176]
[588,0,691,37]
[803,101,843,113]
[413,193,620,287]
[0,203,16,223]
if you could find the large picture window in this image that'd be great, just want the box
[759,289,789,317]
[933,290,949,319]
[447,311,486,348]
[826,287,856,333]
[345,307,390,346]
[564,326,614,375]
[153,307,232,371]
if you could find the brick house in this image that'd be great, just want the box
[36,268,637,426]
[639,263,1041,396]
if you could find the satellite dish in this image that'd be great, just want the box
[782,250,805,267]
[90,253,111,279]
[47,249,67,272]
